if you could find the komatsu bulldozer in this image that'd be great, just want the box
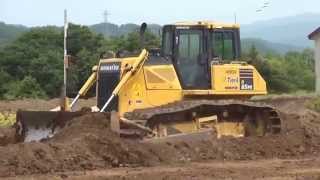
[16,21,281,142]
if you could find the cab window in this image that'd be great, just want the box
[212,31,235,60]
[162,30,173,56]
[178,33,201,59]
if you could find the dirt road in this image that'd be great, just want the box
[6,158,320,180]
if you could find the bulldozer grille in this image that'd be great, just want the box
[97,62,121,111]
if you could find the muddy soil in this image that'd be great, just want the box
[9,158,320,180]
[0,96,319,179]
[0,127,16,146]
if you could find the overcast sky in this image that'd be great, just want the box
[1,0,319,27]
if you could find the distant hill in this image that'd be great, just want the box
[89,22,304,55]
[1,13,318,53]
[89,13,320,49]
[0,22,28,47]
[241,38,303,55]
[241,13,320,48]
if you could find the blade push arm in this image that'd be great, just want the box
[100,49,149,112]
[70,66,98,109]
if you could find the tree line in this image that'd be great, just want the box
[0,24,159,99]
[243,46,314,93]
[0,24,315,99]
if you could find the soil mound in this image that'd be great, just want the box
[0,113,161,177]
[0,127,16,146]
[0,97,320,177]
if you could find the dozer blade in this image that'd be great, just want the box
[15,110,85,142]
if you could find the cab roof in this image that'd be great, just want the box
[172,21,240,29]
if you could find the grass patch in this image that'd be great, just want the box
[307,96,320,112]
[0,111,16,127]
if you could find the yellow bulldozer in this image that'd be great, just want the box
[16,21,281,142]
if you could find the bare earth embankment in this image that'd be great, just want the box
[0,96,320,179]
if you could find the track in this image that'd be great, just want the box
[125,99,282,137]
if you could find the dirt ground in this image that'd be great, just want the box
[8,158,320,180]
[0,98,96,111]
[0,96,320,180]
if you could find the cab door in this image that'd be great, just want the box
[174,29,210,89]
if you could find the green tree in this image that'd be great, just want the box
[242,45,272,89]
[65,24,106,96]
[0,70,12,97]
[4,76,46,99]
[267,58,294,92]
[0,24,107,99]
[101,30,160,53]
[242,45,315,93]
[0,27,62,98]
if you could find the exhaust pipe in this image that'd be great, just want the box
[140,22,147,49]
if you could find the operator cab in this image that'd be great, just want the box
[161,21,241,90]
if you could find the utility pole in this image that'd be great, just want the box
[62,9,69,111]
[234,12,237,24]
